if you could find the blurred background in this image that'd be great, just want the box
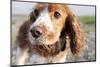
[12,1,96,63]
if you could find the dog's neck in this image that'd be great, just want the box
[30,38,66,57]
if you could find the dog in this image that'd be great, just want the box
[13,3,85,65]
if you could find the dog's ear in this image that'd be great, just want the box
[65,11,85,56]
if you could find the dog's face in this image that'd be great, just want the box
[29,3,68,45]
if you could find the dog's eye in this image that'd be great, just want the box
[34,9,39,17]
[54,11,61,19]
[30,9,39,22]
[30,12,36,22]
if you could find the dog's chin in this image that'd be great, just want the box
[28,32,58,45]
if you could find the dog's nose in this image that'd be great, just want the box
[30,27,43,38]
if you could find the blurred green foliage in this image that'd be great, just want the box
[78,16,95,24]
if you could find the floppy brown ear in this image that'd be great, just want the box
[65,11,85,56]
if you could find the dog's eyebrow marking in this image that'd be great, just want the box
[48,4,60,12]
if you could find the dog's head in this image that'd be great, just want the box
[29,3,68,45]
[18,3,84,56]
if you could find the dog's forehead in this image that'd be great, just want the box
[35,3,67,13]
[48,4,65,12]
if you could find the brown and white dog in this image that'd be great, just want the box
[14,3,85,65]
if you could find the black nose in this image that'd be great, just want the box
[30,27,42,38]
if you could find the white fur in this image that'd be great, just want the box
[16,48,67,64]
[28,54,48,64]
[30,4,54,33]
[16,47,21,64]
[58,54,67,62]
[28,52,66,64]
[16,47,29,65]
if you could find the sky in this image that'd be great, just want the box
[12,1,95,16]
